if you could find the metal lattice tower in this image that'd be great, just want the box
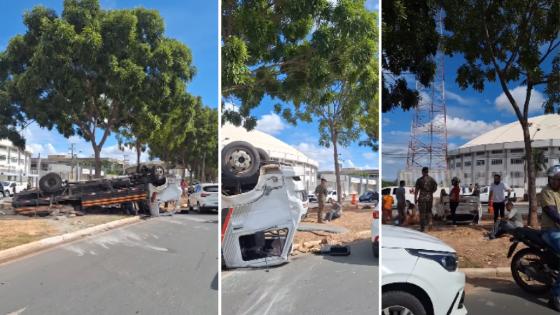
[406,11,449,171]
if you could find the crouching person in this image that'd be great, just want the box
[488,200,523,239]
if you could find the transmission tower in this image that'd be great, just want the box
[406,10,449,172]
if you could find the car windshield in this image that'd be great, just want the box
[203,185,218,192]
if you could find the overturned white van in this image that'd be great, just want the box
[221,141,308,268]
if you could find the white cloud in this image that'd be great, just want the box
[344,159,355,168]
[295,142,334,171]
[255,112,286,135]
[495,86,546,114]
[223,102,239,112]
[446,90,477,106]
[445,115,502,140]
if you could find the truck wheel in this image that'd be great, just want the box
[222,141,260,180]
[39,173,63,194]
[256,148,270,163]
[151,166,166,186]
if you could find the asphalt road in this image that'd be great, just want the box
[222,240,378,315]
[465,276,557,314]
[0,213,218,315]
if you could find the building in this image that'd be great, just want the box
[30,155,126,183]
[319,168,378,197]
[448,114,560,192]
[0,139,32,184]
[221,123,319,192]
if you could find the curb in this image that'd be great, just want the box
[0,216,143,265]
[462,267,510,278]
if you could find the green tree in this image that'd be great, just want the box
[0,0,195,177]
[442,0,559,226]
[382,0,439,112]
[276,0,377,202]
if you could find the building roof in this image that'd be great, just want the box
[221,123,318,168]
[0,139,32,155]
[461,114,560,149]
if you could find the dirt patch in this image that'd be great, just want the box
[292,202,374,254]
[0,215,129,251]
[418,220,519,268]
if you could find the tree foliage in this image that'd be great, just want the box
[0,0,195,176]
[441,0,559,226]
[382,0,439,112]
[222,0,378,150]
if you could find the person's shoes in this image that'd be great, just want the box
[548,295,560,311]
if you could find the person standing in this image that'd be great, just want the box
[471,183,480,197]
[450,177,461,225]
[382,191,394,224]
[537,165,560,311]
[414,167,438,232]
[489,174,512,223]
[395,180,406,225]
[315,178,328,223]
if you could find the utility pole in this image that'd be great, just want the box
[69,143,76,181]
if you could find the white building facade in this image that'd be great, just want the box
[0,139,32,184]
[448,114,560,192]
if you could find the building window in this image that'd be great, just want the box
[464,173,469,178]
[491,150,504,154]
[0,155,6,161]
[511,172,522,178]
[10,157,17,163]
[510,158,524,165]
[476,160,485,166]
[464,161,472,167]
[476,151,485,156]
[491,159,503,165]
[455,162,461,167]
[510,148,524,154]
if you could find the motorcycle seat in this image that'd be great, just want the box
[512,227,548,247]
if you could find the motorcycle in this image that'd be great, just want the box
[505,227,559,294]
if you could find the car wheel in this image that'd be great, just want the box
[382,291,427,315]
[221,141,261,180]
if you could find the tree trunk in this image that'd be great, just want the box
[93,145,102,178]
[522,124,539,227]
[201,152,207,183]
[136,142,142,172]
[332,131,343,203]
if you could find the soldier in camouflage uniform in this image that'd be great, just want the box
[414,167,438,232]
[315,178,328,223]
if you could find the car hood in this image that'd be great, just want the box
[381,225,455,253]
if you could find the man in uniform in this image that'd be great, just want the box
[315,178,328,223]
[539,165,560,311]
[414,167,438,232]
[395,180,406,225]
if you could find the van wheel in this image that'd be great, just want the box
[39,173,63,194]
[382,291,426,315]
[222,141,260,180]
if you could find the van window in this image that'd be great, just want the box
[240,228,288,261]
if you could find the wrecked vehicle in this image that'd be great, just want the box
[12,165,180,217]
[221,141,308,268]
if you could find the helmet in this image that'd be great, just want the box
[547,165,560,178]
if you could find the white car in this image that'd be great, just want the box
[1,181,26,197]
[382,225,467,315]
[326,190,337,202]
[478,185,516,203]
[188,183,219,213]
[382,186,416,208]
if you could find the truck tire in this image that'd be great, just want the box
[222,141,260,180]
[151,165,166,186]
[256,148,270,163]
[39,173,63,194]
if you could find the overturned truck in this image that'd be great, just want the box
[12,165,181,217]
[221,141,308,268]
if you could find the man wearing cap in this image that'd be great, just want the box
[314,178,328,223]
[489,173,512,223]
[414,167,438,232]
[539,165,560,311]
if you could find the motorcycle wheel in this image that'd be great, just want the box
[511,247,552,295]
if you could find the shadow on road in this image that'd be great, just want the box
[318,239,378,267]
[468,276,550,308]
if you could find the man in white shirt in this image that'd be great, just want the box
[489,174,512,223]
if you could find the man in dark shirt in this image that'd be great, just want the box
[414,167,438,232]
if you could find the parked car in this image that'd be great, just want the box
[381,186,416,208]
[478,185,516,203]
[382,225,467,315]
[188,183,219,213]
[360,190,377,202]
[371,209,379,258]
[326,190,337,202]
[0,182,8,198]
[1,181,26,197]
[308,193,318,203]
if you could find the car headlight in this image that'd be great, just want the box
[406,249,458,272]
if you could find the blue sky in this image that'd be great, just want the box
[226,0,380,172]
[382,49,557,180]
[0,0,217,161]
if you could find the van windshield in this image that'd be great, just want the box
[203,185,219,192]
